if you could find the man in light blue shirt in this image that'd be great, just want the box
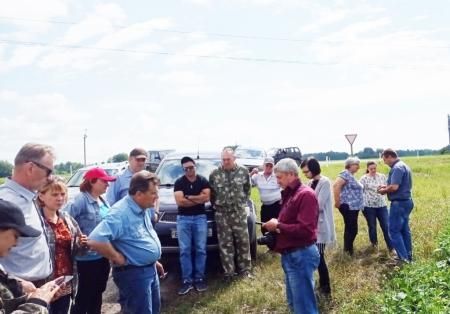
[0,143,54,285]
[89,171,162,314]
[106,148,148,206]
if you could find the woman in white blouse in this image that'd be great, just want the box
[359,161,393,251]
[301,157,336,296]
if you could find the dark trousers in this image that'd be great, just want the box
[338,204,359,255]
[316,243,330,293]
[72,258,110,314]
[362,206,393,250]
[50,294,71,314]
[260,201,281,234]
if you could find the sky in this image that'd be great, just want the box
[1,0,449,164]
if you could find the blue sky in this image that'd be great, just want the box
[1,0,449,163]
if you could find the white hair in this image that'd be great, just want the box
[274,158,299,175]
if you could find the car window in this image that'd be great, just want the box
[157,159,221,185]
[66,170,86,187]
[234,148,265,159]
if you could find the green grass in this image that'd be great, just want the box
[161,155,450,313]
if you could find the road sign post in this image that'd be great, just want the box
[345,134,357,156]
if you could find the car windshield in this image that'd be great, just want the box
[157,159,221,185]
[66,168,121,187]
[235,148,265,159]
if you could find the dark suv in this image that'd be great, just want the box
[271,146,302,165]
[154,152,258,260]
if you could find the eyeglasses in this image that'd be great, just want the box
[29,160,53,177]
[135,157,147,162]
[183,166,195,172]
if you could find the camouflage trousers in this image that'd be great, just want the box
[215,209,251,275]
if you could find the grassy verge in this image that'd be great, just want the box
[160,155,450,313]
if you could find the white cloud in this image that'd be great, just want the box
[166,40,231,65]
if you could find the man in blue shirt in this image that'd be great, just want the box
[106,148,148,206]
[378,148,414,263]
[0,143,54,288]
[89,171,162,314]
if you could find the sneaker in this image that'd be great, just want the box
[177,282,193,295]
[194,279,207,292]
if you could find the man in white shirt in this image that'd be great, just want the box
[250,157,282,234]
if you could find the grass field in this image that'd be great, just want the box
[161,155,450,314]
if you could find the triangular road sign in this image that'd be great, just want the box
[345,134,357,145]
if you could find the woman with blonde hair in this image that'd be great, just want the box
[38,177,88,314]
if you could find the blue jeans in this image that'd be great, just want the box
[177,214,208,283]
[363,206,393,250]
[389,199,414,261]
[281,244,320,314]
[112,265,160,314]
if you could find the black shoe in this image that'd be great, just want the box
[239,271,254,279]
[223,274,235,283]
[319,285,331,295]
[194,279,207,292]
[178,282,193,295]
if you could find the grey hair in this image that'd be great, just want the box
[14,143,55,166]
[345,156,360,169]
[221,147,235,157]
[274,158,299,175]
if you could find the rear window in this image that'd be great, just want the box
[156,159,220,185]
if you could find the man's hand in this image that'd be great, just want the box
[28,279,60,304]
[111,252,126,266]
[19,280,36,294]
[156,261,164,276]
[78,234,88,247]
[377,185,387,195]
[250,168,259,176]
[263,218,279,233]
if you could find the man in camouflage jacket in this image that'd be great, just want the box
[209,148,252,279]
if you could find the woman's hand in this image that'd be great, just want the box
[78,234,88,247]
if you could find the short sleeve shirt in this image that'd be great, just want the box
[387,159,413,201]
[338,170,364,210]
[174,175,210,215]
[360,173,387,208]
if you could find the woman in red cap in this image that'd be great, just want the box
[66,168,116,314]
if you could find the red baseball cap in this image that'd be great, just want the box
[84,167,116,182]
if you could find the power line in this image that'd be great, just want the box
[1,15,450,49]
[1,38,449,70]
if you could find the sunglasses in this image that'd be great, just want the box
[183,166,195,172]
[29,160,53,177]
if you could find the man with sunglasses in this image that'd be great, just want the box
[107,148,148,206]
[0,143,55,288]
[173,156,210,295]
[250,157,281,235]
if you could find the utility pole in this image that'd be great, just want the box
[83,129,87,166]
[448,114,450,145]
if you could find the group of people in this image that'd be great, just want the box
[0,142,414,314]
[333,149,414,265]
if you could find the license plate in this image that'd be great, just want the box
[171,228,213,239]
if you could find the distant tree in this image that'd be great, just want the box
[357,147,377,159]
[54,162,84,175]
[108,153,128,163]
[0,160,13,177]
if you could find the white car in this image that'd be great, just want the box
[234,146,267,172]
[65,161,128,202]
